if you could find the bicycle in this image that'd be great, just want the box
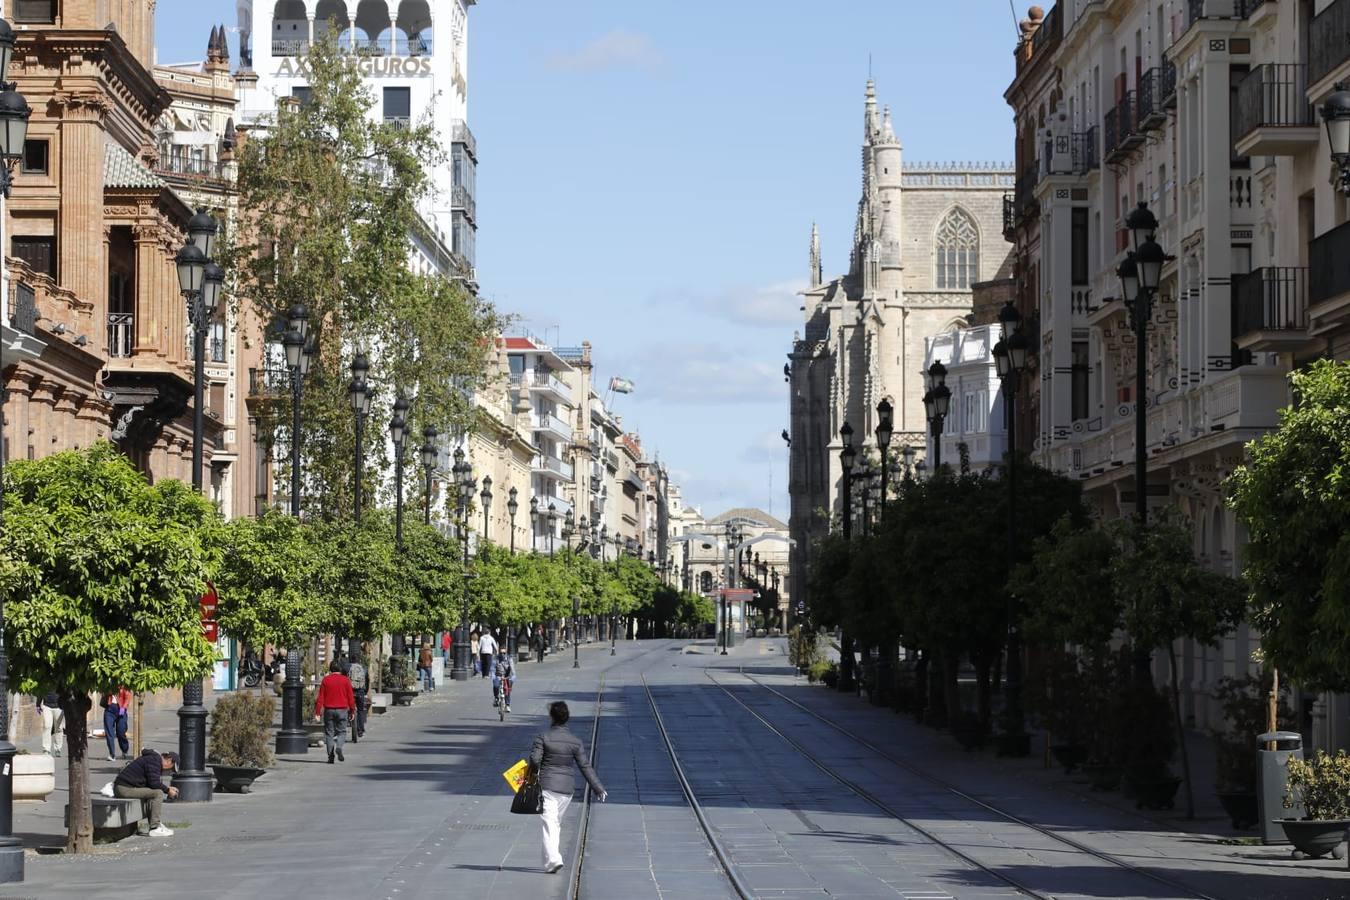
[498,676,512,721]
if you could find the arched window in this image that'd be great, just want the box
[699,571,713,593]
[935,208,980,290]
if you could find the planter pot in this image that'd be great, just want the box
[1082,763,1122,792]
[1276,819,1350,860]
[1051,743,1090,774]
[1216,790,1259,830]
[210,765,266,794]
[13,754,55,801]
[391,690,418,707]
[1128,776,1182,811]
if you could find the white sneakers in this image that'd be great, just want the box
[147,825,174,838]
[545,862,563,874]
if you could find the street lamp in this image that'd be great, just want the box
[547,502,558,558]
[348,354,371,523]
[1118,205,1165,529]
[994,298,1030,756]
[924,361,950,473]
[173,209,222,805]
[839,422,856,540]
[480,475,493,540]
[529,496,539,553]
[507,487,519,553]
[389,396,409,662]
[0,17,30,879]
[875,398,893,512]
[1322,83,1350,194]
[901,443,916,479]
[275,318,313,759]
[420,427,439,526]
[451,450,475,681]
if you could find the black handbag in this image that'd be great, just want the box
[511,774,543,815]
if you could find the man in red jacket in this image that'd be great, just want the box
[314,659,356,763]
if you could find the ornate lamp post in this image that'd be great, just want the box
[275,306,313,758]
[923,361,950,473]
[901,443,916,479]
[173,207,222,804]
[993,299,1030,755]
[547,502,558,558]
[1118,202,1166,528]
[420,426,439,526]
[1322,83,1350,194]
[480,475,493,539]
[837,422,857,690]
[348,354,372,523]
[507,487,519,553]
[529,496,539,553]
[0,19,31,879]
[389,397,409,661]
[875,398,893,513]
[451,448,474,681]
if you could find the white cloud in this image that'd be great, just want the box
[711,280,807,328]
[546,29,664,73]
[617,341,784,407]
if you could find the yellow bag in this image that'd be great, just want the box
[502,759,530,793]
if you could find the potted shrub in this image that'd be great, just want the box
[1278,750,1350,859]
[383,658,418,706]
[208,692,275,793]
[1119,679,1182,810]
[1212,674,1292,830]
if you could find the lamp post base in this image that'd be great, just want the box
[0,740,23,884]
[451,626,471,681]
[175,682,212,803]
[275,670,308,755]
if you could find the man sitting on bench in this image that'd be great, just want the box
[114,749,179,837]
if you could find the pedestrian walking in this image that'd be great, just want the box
[534,625,546,664]
[102,686,132,761]
[313,660,356,764]
[478,629,498,679]
[418,642,436,692]
[470,630,481,677]
[36,692,63,757]
[348,650,369,741]
[529,701,607,874]
[113,749,179,837]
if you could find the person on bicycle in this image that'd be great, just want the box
[492,651,516,712]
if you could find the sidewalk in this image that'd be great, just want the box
[0,639,628,899]
[742,638,1350,900]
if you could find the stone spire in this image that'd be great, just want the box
[864,79,879,143]
[810,223,822,288]
[206,24,230,73]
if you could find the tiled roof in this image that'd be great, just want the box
[105,141,165,190]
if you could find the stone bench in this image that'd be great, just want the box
[64,796,150,842]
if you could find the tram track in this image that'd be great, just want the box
[715,669,1221,900]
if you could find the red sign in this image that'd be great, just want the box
[200,582,219,643]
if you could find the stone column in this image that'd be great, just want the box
[133,224,161,355]
[55,94,108,313]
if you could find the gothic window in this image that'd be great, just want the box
[935,208,980,290]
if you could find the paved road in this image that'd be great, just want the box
[2,638,1347,899]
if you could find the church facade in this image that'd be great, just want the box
[786,81,1014,612]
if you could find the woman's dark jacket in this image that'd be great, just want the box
[529,724,605,796]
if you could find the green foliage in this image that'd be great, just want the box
[676,590,716,627]
[208,693,276,769]
[1015,516,1119,649]
[1212,673,1294,792]
[213,509,319,650]
[789,625,821,671]
[381,657,415,692]
[1284,751,1350,820]
[0,443,217,696]
[393,519,462,634]
[309,517,400,640]
[228,35,500,518]
[807,658,833,684]
[1230,360,1350,692]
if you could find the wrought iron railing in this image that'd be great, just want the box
[1234,64,1313,143]
[10,283,36,335]
[1104,106,1120,159]
[155,156,229,182]
[1072,127,1098,173]
[1233,267,1308,337]
[107,313,134,359]
[1137,68,1165,128]
[1311,0,1350,87]
[1161,59,1178,109]
[1002,194,1016,238]
[1015,162,1039,215]
[272,38,310,56]
[248,366,290,397]
[1310,221,1350,307]
[452,184,476,220]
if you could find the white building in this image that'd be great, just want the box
[236,0,477,281]
[503,336,576,550]
[923,325,1006,472]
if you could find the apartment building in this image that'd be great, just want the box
[923,325,1007,472]
[1003,0,1350,745]
[503,336,575,551]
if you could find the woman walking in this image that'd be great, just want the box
[529,701,606,874]
[102,686,132,761]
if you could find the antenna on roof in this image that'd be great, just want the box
[1008,0,1020,37]
[868,52,873,80]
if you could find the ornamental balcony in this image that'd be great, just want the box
[1233,65,1317,157]
[1104,92,1142,164]
[1232,267,1311,352]
[528,370,573,403]
[1309,220,1350,333]
[532,454,574,482]
[532,413,573,443]
[1137,68,1168,131]
[1311,0,1350,88]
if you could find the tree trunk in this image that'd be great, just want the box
[1167,642,1195,820]
[942,648,961,724]
[62,694,94,854]
[975,656,993,731]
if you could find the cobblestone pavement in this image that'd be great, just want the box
[3,638,1347,899]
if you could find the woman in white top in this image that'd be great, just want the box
[470,630,481,676]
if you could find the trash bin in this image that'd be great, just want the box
[1258,730,1304,844]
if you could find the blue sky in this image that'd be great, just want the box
[157,1,1019,520]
